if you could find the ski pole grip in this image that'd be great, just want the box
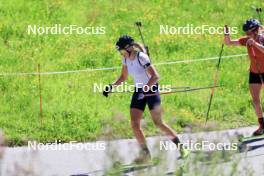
[224,25,229,35]
[256,7,262,12]
[135,22,142,27]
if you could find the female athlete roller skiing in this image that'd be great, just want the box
[224,19,264,136]
[103,35,189,163]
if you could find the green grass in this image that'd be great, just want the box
[0,0,264,145]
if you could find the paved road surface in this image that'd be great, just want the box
[1,126,263,176]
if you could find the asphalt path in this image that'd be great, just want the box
[0,126,263,176]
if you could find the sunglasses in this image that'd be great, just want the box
[246,27,258,35]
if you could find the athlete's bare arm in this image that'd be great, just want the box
[250,39,264,54]
[224,25,241,46]
[224,36,241,46]
[145,65,160,89]
[112,65,128,86]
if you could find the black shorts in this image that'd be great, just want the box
[249,72,264,84]
[130,85,161,111]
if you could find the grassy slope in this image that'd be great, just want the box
[0,0,263,145]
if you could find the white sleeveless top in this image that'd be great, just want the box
[122,52,151,88]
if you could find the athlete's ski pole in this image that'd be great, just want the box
[138,85,222,100]
[135,21,150,56]
[252,6,262,24]
[109,86,191,94]
[205,44,224,124]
